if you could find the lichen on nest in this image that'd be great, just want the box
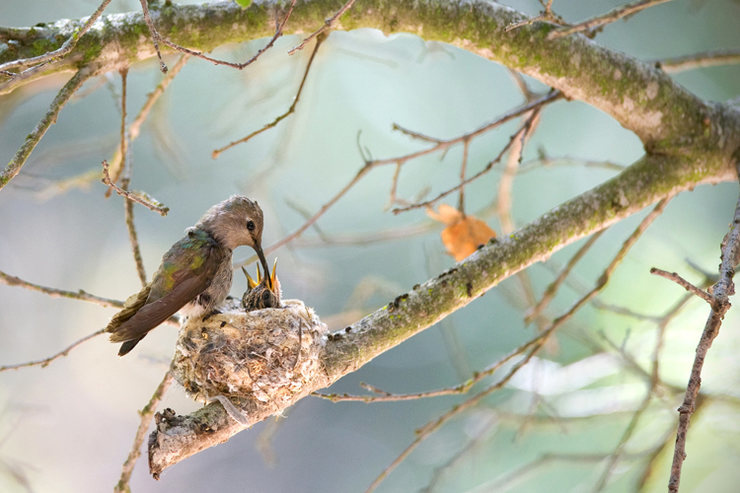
[171,297,328,423]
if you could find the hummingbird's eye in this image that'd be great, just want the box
[246,220,255,231]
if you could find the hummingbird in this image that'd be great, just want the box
[107,195,271,356]
[241,259,281,311]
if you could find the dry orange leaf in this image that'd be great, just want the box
[427,204,496,261]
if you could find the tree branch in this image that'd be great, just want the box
[1,1,737,153]
[148,149,728,475]
[1,66,96,190]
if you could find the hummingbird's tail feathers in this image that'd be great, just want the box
[106,286,151,340]
[118,336,144,356]
[108,272,213,348]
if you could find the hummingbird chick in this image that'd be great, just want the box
[107,195,271,356]
[241,259,281,311]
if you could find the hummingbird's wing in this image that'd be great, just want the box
[108,230,226,346]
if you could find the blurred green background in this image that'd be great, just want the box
[0,0,738,492]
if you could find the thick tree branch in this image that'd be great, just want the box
[149,149,732,474]
[1,1,737,153]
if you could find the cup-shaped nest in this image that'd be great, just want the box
[171,300,328,407]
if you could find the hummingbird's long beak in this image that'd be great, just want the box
[254,242,272,289]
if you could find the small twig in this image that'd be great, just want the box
[106,54,190,190]
[0,329,106,372]
[265,162,372,254]
[558,198,671,320]
[382,91,560,170]
[526,230,605,323]
[487,451,649,492]
[365,331,552,492]
[422,412,498,491]
[212,31,326,158]
[288,0,356,54]
[391,124,440,143]
[385,162,403,209]
[667,166,740,492]
[1,67,95,190]
[649,268,713,304]
[505,0,566,32]
[547,0,673,40]
[656,49,740,73]
[117,68,148,286]
[101,160,169,216]
[457,139,470,214]
[497,106,540,234]
[392,108,543,214]
[266,93,559,253]
[123,179,147,285]
[291,222,434,248]
[0,269,122,308]
[592,306,670,491]
[139,0,297,73]
[0,0,112,74]
[519,155,626,174]
[115,371,173,493]
[315,333,543,403]
[138,0,167,72]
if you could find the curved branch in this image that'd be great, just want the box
[149,149,734,474]
[1,1,737,152]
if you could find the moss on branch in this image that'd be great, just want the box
[1,0,737,153]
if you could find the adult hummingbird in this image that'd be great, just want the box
[107,195,271,356]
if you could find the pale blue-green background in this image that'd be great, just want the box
[0,1,738,492]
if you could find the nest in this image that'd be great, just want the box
[171,298,328,420]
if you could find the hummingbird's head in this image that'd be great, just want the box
[198,196,270,284]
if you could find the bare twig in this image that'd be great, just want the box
[519,155,626,174]
[266,163,372,254]
[667,167,740,492]
[526,230,605,323]
[505,0,566,32]
[315,333,544,403]
[122,179,147,285]
[496,86,543,233]
[0,269,122,308]
[137,0,167,72]
[365,330,552,492]
[115,371,173,493]
[1,67,95,190]
[288,0,356,54]
[382,92,560,169]
[558,198,671,320]
[0,0,112,75]
[422,412,498,492]
[386,162,403,209]
[457,139,470,214]
[139,0,296,72]
[116,69,148,286]
[292,222,434,248]
[101,160,170,216]
[212,31,325,158]
[0,329,106,372]
[649,268,713,304]
[591,299,670,491]
[392,107,544,214]
[106,54,190,189]
[657,49,740,73]
[265,92,560,253]
[548,0,673,40]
